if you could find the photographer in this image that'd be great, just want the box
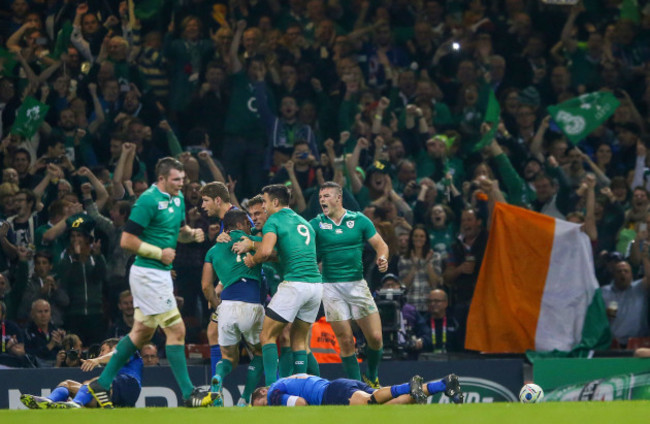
[55,333,83,368]
[54,334,83,368]
[374,274,429,360]
[22,337,143,409]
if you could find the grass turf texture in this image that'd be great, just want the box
[2,401,649,424]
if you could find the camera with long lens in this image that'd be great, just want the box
[375,287,414,360]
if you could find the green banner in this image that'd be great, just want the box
[545,372,650,401]
[533,357,650,391]
[547,92,620,144]
[10,96,50,139]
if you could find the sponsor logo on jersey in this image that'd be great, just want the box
[335,229,343,234]
[347,221,355,228]
[158,201,169,210]
[319,223,333,230]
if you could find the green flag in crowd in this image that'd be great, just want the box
[547,91,620,145]
[10,97,50,139]
[620,0,640,23]
[473,89,500,152]
[134,0,165,20]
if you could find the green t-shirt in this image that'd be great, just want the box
[224,71,266,139]
[310,210,376,282]
[428,226,455,259]
[128,184,185,271]
[35,223,66,269]
[204,230,262,289]
[263,208,321,283]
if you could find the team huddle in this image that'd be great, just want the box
[21,157,464,408]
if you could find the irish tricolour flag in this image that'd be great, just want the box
[465,203,611,354]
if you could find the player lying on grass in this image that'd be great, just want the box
[250,373,463,406]
[20,338,142,409]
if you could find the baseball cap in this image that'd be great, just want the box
[66,213,95,238]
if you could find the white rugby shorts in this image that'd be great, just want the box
[322,280,378,322]
[267,281,323,323]
[217,300,264,346]
[129,265,177,316]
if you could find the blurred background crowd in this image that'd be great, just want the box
[1,0,650,366]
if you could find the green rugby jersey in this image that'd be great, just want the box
[128,184,185,271]
[263,208,321,283]
[310,210,377,282]
[224,71,265,139]
[204,230,262,289]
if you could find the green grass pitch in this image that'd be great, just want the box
[2,401,649,424]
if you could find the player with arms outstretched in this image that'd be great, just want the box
[310,182,389,386]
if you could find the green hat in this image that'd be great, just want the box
[66,213,95,238]
[430,134,456,151]
[365,160,390,178]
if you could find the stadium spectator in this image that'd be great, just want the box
[421,289,462,354]
[601,260,650,347]
[106,290,134,339]
[0,300,28,367]
[16,250,69,326]
[59,213,106,345]
[141,343,159,366]
[23,299,66,363]
[398,224,442,313]
[1,0,650,376]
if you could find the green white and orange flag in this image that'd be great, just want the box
[465,203,611,354]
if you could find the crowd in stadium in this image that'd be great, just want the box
[1,0,650,373]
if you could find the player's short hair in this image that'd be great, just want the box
[199,182,230,202]
[248,194,263,208]
[101,338,120,349]
[320,181,342,196]
[251,387,267,406]
[155,157,184,178]
[261,184,290,206]
[223,209,249,232]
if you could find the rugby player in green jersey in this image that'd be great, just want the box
[88,158,218,408]
[243,184,322,385]
[202,210,265,406]
[310,182,389,387]
[234,195,320,378]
